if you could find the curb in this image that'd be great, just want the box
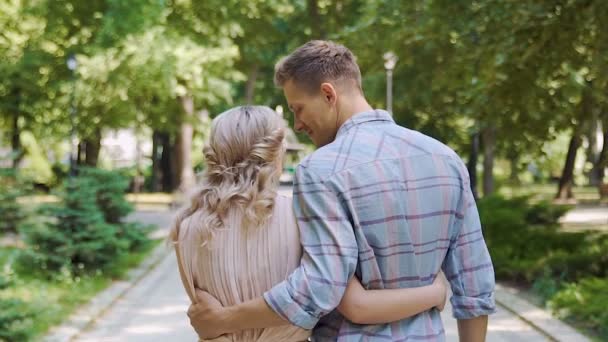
[494,283,591,342]
[43,240,172,342]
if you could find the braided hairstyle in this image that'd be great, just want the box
[169,106,287,247]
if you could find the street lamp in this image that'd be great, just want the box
[66,54,77,177]
[383,52,398,114]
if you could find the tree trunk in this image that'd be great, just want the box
[481,124,496,197]
[175,95,196,193]
[508,151,520,184]
[151,130,162,192]
[159,132,175,192]
[467,131,480,200]
[307,0,325,39]
[132,132,144,193]
[556,134,582,200]
[594,111,608,185]
[587,114,600,186]
[77,141,85,165]
[556,82,592,200]
[11,108,21,169]
[244,64,259,104]
[10,87,22,169]
[84,129,101,167]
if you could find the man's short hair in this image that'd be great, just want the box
[274,40,363,94]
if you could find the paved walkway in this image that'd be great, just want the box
[74,204,557,342]
[560,205,608,225]
[74,196,604,341]
[75,251,552,342]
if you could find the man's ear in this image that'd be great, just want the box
[320,82,337,104]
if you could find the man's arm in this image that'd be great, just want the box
[262,165,358,327]
[457,316,488,342]
[443,159,496,341]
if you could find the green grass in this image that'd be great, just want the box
[506,283,607,342]
[0,238,162,340]
[499,184,599,203]
[19,193,177,205]
[19,193,178,212]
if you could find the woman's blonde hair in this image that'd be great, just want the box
[169,106,286,246]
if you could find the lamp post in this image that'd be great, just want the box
[383,52,398,114]
[66,54,77,177]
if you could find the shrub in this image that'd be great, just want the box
[117,222,153,252]
[78,167,133,224]
[478,195,546,281]
[19,167,152,277]
[0,169,27,234]
[19,177,128,276]
[549,277,608,338]
[0,274,34,342]
[477,194,582,282]
[478,194,607,338]
[531,271,563,303]
[525,200,572,226]
[77,167,152,251]
[533,234,608,282]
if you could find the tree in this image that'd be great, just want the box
[341,0,608,199]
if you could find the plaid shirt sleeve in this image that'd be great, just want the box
[443,160,496,319]
[263,164,358,329]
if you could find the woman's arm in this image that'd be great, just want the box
[337,272,447,324]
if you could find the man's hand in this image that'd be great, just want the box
[187,289,226,340]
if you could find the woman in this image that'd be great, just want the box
[170,106,447,341]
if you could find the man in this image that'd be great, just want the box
[188,40,496,341]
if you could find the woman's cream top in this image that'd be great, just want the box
[176,194,311,342]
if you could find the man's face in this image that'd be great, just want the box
[283,80,337,147]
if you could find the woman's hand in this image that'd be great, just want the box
[341,276,366,302]
[433,271,449,312]
[337,276,367,323]
[187,289,227,340]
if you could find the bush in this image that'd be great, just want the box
[117,222,153,252]
[77,167,152,251]
[549,277,608,338]
[19,176,128,276]
[533,234,608,282]
[0,274,35,342]
[525,200,572,225]
[19,168,152,277]
[477,194,583,282]
[478,195,548,281]
[531,271,563,303]
[478,194,607,338]
[78,167,134,224]
[0,170,27,234]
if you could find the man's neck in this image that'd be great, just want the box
[336,94,373,128]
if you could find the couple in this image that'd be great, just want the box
[170,40,496,341]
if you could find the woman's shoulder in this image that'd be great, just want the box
[272,193,298,228]
[273,193,295,214]
[174,213,192,241]
[275,193,293,204]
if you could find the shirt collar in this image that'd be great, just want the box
[336,109,394,138]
